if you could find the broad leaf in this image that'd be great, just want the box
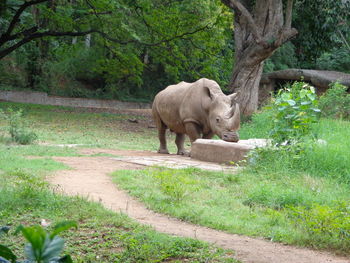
[42,236,65,263]
[0,245,16,263]
[50,221,77,239]
[287,100,296,106]
[281,93,291,101]
[58,255,73,263]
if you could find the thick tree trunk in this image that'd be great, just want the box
[223,0,298,115]
[230,62,264,115]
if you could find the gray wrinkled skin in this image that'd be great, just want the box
[152,78,240,155]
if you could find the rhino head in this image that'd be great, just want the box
[204,88,240,142]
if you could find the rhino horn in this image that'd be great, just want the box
[228,103,240,129]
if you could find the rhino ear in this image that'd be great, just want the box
[202,86,216,111]
[205,86,218,101]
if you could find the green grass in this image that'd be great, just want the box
[110,115,350,255]
[0,101,162,151]
[1,170,236,262]
[0,102,237,262]
[2,100,350,257]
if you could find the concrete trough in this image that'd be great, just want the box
[191,139,268,164]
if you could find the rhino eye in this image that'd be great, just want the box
[216,117,220,123]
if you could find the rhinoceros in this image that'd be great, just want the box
[152,78,240,155]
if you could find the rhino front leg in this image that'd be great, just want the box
[202,132,214,139]
[184,122,201,144]
[175,133,189,155]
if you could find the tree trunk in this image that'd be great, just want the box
[223,0,298,115]
[230,62,264,115]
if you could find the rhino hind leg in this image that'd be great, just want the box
[175,133,189,156]
[153,114,169,154]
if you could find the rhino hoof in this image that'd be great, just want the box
[158,149,169,154]
[177,150,190,157]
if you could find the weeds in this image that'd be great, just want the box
[0,108,37,144]
[288,202,350,250]
[150,168,199,203]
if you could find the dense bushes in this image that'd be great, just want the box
[316,47,350,73]
[319,82,350,119]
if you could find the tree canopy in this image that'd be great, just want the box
[0,0,348,105]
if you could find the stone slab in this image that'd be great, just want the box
[191,139,268,164]
[112,155,238,173]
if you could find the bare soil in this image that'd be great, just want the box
[48,148,350,263]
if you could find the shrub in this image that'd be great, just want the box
[0,108,37,144]
[270,81,321,143]
[0,221,76,263]
[319,82,350,119]
[289,203,350,246]
[316,47,350,73]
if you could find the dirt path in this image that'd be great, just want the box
[48,149,350,263]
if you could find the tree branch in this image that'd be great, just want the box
[0,0,49,40]
[96,23,213,47]
[6,26,39,41]
[1,22,214,59]
[273,0,298,47]
[0,29,97,59]
[285,0,293,29]
[222,0,265,45]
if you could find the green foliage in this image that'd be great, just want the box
[116,229,235,263]
[0,222,76,263]
[316,47,350,73]
[0,108,38,144]
[150,168,199,203]
[289,203,350,248]
[270,81,321,143]
[1,0,233,101]
[319,82,350,119]
[0,57,27,91]
[293,0,350,64]
[264,42,299,73]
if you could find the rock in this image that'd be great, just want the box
[127,118,139,123]
[191,139,268,164]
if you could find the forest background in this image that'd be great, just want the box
[0,0,349,103]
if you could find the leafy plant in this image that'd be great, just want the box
[0,221,77,263]
[0,108,37,144]
[270,81,321,143]
[150,168,199,203]
[289,203,350,244]
[319,82,350,119]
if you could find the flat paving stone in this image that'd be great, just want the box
[112,155,238,172]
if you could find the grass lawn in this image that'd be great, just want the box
[111,114,350,255]
[1,101,349,258]
[0,102,237,262]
